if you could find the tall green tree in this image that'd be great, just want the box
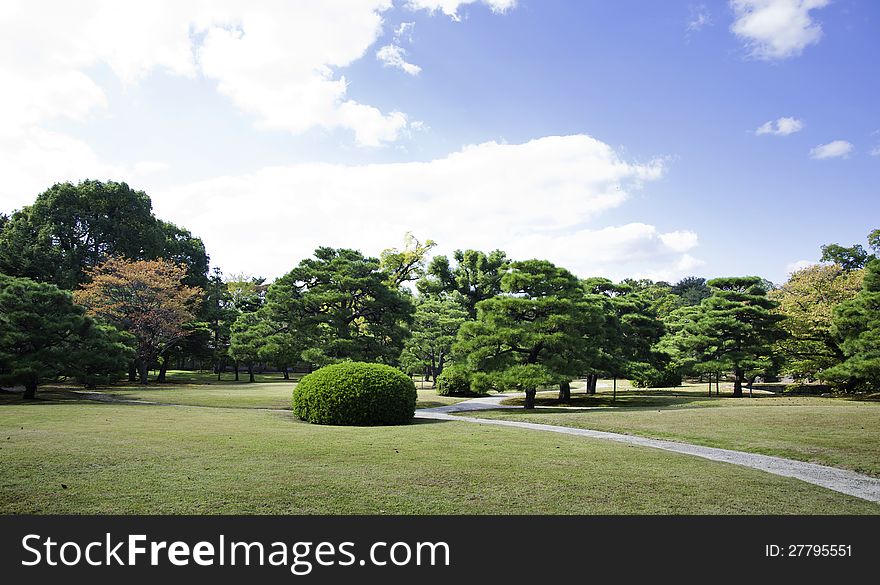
[229,312,269,383]
[0,180,210,289]
[417,249,509,317]
[770,264,864,381]
[400,297,468,385]
[455,260,598,408]
[824,259,880,392]
[0,274,132,398]
[263,247,413,366]
[665,277,785,397]
[671,276,711,306]
[0,181,165,289]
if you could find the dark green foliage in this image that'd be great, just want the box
[0,180,209,290]
[400,297,467,385]
[671,276,711,306]
[417,249,509,317]
[0,274,132,397]
[434,364,472,396]
[824,259,880,391]
[264,247,413,366]
[820,229,880,272]
[71,323,135,387]
[628,362,682,388]
[663,276,786,397]
[292,362,416,425]
[455,260,600,408]
[229,312,269,382]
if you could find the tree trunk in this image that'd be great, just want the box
[715,372,720,396]
[708,374,712,396]
[524,389,537,409]
[282,366,289,380]
[590,374,598,394]
[732,368,743,398]
[23,377,38,400]
[157,359,168,383]
[248,363,255,383]
[128,362,137,382]
[217,361,222,381]
[234,363,239,382]
[138,361,149,385]
[613,377,617,402]
[558,380,571,403]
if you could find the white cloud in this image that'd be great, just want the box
[147,135,693,280]
[687,5,713,32]
[785,259,814,274]
[0,1,414,147]
[730,0,830,60]
[809,140,854,160]
[870,146,880,157]
[0,128,171,211]
[395,22,417,43]
[377,44,422,75]
[407,0,516,21]
[755,116,804,136]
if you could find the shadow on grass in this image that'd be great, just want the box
[500,391,766,411]
[0,387,100,406]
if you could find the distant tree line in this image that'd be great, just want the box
[1,180,879,403]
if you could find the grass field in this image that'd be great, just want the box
[73,370,468,410]
[1,395,878,514]
[480,383,880,476]
[2,377,878,514]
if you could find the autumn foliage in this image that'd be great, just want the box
[75,257,202,383]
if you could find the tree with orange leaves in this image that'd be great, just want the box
[75,257,203,383]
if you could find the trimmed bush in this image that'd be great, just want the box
[292,362,416,426]
[435,365,471,396]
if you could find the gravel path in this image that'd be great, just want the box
[417,395,880,503]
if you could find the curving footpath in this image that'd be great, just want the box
[416,394,880,503]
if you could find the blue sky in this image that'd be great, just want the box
[1,0,877,284]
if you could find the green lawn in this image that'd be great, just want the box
[474,385,880,476]
[1,396,878,514]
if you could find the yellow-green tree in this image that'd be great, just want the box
[770,264,864,381]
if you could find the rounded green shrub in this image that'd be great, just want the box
[292,362,416,426]
[435,365,471,396]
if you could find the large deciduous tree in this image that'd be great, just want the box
[262,247,412,366]
[770,264,864,381]
[74,257,202,384]
[0,275,132,398]
[0,181,165,289]
[0,179,210,288]
[455,260,598,408]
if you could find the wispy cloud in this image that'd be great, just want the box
[376,44,422,75]
[687,4,713,32]
[755,116,804,136]
[809,140,854,160]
